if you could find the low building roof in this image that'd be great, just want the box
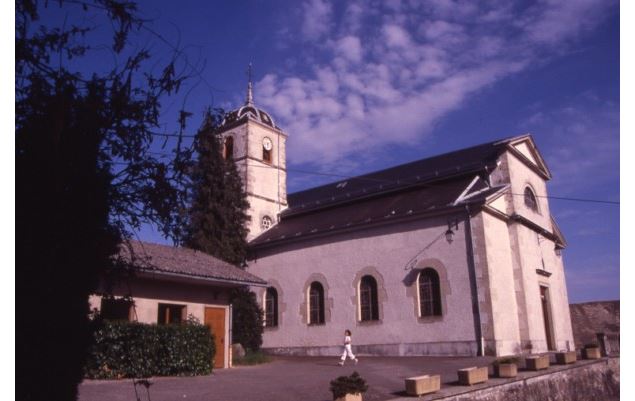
[120,241,268,287]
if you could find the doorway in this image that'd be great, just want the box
[540,286,555,351]
[204,307,226,368]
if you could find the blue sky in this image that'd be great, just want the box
[33,1,620,303]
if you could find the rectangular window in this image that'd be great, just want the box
[360,286,375,321]
[309,289,324,325]
[100,297,133,321]
[420,281,434,316]
[265,288,278,327]
[263,148,271,163]
[158,303,186,325]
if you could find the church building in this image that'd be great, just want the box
[217,83,575,357]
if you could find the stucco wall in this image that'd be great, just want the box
[479,211,521,355]
[497,151,574,352]
[220,120,288,240]
[90,277,231,322]
[89,277,233,367]
[249,215,480,356]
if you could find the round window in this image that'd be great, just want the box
[261,216,273,230]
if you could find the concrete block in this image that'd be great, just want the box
[458,366,488,385]
[526,355,550,371]
[494,363,518,378]
[582,347,601,360]
[555,351,576,364]
[405,374,441,395]
[334,394,362,401]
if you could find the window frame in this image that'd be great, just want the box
[524,186,539,212]
[262,147,272,163]
[308,282,325,325]
[157,303,186,325]
[261,215,273,230]
[264,287,279,328]
[100,297,133,321]
[359,275,379,322]
[224,136,234,160]
[418,268,442,317]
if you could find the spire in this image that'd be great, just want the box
[246,63,254,106]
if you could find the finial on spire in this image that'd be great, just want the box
[246,63,254,106]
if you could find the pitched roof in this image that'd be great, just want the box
[250,175,503,248]
[284,136,518,216]
[250,134,552,249]
[121,241,267,286]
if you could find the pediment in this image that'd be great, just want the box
[507,136,552,180]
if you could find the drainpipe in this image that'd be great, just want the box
[464,204,484,356]
[229,303,233,368]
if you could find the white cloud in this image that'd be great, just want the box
[301,0,333,41]
[256,0,617,167]
[334,36,363,64]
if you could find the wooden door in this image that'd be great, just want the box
[204,307,226,368]
[540,286,555,351]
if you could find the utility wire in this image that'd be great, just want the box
[111,155,619,206]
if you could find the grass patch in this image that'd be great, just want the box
[234,351,271,366]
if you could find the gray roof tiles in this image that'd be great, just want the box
[121,241,267,286]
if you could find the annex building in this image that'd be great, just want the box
[219,85,574,357]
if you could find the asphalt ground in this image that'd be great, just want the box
[79,355,497,401]
[79,355,616,401]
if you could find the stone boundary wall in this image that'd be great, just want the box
[389,357,619,401]
[570,301,619,349]
[264,340,478,357]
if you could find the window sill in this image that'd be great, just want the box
[417,315,443,324]
[357,319,382,327]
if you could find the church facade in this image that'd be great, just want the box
[217,89,574,357]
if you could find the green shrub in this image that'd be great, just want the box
[329,371,368,399]
[230,288,264,351]
[85,318,214,379]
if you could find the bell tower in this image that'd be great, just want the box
[216,67,288,240]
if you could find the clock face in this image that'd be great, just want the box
[263,137,273,151]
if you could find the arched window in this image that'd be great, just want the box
[224,136,234,160]
[524,187,538,211]
[261,215,273,230]
[359,275,379,321]
[309,282,325,325]
[419,268,442,317]
[264,287,278,327]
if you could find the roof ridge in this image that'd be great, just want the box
[288,134,525,198]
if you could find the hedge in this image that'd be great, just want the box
[85,318,215,379]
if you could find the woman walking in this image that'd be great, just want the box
[339,329,359,366]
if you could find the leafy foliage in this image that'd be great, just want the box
[16,1,196,399]
[182,111,262,351]
[329,371,369,399]
[230,287,264,352]
[85,318,214,379]
[183,110,250,265]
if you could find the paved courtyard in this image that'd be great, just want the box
[79,355,496,401]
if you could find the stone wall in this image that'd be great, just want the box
[569,300,619,349]
[390,358,619,401]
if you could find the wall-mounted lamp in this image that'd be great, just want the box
[555,247,562,257]
[445,219,459,244]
